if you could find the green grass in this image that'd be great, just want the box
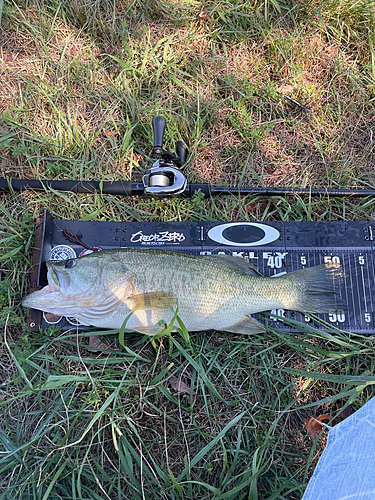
[2,323,375,499]
[1,0,375,498]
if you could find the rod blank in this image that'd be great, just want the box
[1,178,375,198]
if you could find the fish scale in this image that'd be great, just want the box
[23,247,343,335]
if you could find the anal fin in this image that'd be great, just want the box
[221,316,266,335]
[132,324,165,336]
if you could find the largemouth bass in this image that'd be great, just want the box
[22,249,344,335]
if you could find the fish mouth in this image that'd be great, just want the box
[22,285,81,315]
[22,263,73,314]
[22,284,63,309]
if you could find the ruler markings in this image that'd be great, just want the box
[247,247,375,331]
[361,263,367,312]
[356,253,363,328]
[343,254,357,325]
[371,251,375,329]
[352,252,359,328]
[365,256,373,326]
[342,253,347,303]
[354,259,361,326]
[352,251,361,329]
[348,253,356,327]
[41,231,375,333]
[365,250,374,329]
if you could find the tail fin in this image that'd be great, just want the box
[285,263,345,314]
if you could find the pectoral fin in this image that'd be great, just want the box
[222,316,266,334]
[126,292,176,311]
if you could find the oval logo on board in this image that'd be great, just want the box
[207,223,280,247]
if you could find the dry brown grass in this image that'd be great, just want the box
[1,1,375,498]
[1,3,374,194]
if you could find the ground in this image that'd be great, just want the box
[1,1,375,498]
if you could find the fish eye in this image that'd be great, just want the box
[65,259,75,269]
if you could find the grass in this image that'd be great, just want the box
[1,0,375,498]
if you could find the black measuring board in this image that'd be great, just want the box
[29,212,375,334]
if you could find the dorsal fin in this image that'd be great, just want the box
[206,254,262,276]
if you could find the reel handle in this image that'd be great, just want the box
[152,116,166,154]
[176,141,188,165]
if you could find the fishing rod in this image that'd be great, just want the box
[1,116,374,199]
